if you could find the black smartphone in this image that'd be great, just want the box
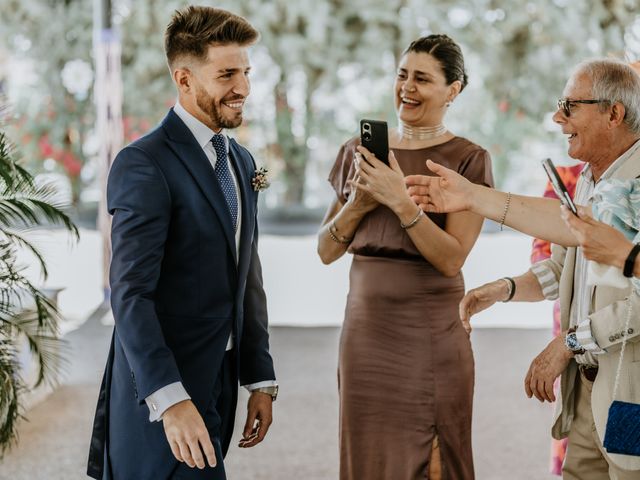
[360,119,389,165]
[541,158,578,215]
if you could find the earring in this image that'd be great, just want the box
[445,101,452,107]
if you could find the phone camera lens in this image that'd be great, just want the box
[363,132,371,141]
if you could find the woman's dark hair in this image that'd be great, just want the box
[403,34,468,91]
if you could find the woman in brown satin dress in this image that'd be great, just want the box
[317,35,493,480]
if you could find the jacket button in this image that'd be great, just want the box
[609,335,615,342]
[629,328,635,334]
[615,333,621,340]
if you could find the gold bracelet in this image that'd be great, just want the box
[400,208,424,229]
[499,192,511,231]
[328,220,352,244]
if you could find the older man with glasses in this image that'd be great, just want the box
[405,58,640,479]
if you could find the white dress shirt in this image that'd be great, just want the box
[145,101,274,422]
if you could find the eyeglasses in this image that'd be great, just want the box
[557,98,609,117]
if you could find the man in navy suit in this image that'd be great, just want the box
[87,6,277,479]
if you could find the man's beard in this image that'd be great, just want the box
[195,85,243,130]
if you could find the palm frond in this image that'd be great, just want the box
[0,265,61,333]
[0,333,23,458]
[0,230,49,278]
[0,132,25,189]
[0,132,78,238]
[0,186,79,239]
[0,111,77,454]
[3,311,67,388]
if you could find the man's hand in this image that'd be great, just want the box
[162,400,216,469]
[405,159,474,213]
[238,391,273,448]
[561,205,632,268]
[458,280,509,334]
[524,335,573,402]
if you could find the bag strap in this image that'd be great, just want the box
[612,297,633,400]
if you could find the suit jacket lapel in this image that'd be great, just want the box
[162,110,237,264]
[229,139,255,273]
[610,143,640,181]
[560,246,577,330]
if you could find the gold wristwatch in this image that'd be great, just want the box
[254,385,278,401]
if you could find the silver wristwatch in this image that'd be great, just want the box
[254,385,278,401]
[565,327,585,355]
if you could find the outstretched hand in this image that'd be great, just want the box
[405,160,474,213]
[458,279,509,335]
[561,205,632,268]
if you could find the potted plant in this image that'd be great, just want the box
[0,124,78,457]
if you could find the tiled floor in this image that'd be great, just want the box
[1,318,558,479]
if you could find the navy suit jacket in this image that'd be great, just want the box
[87,109,275,480]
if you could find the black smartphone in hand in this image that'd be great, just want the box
[541,158,578,215]
[360,119,389,165]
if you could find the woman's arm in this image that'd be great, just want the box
[403,206,484,277]
[353,146,483,277]
[317,175,379,265]
[405,160,579,247]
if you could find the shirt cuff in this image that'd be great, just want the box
[145,382,191,422]
[244,380,277,392]
[531,262,560,300]
[576,317,606,355]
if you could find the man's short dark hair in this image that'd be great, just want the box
[164,6,258,68]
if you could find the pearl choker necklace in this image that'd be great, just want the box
[398,123,447,140]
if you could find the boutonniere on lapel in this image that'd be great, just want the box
[251,167,270,192]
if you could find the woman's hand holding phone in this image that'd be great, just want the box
[351,146,416,218]
[346,153,379,214]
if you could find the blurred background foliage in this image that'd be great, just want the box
[2,0,640,222]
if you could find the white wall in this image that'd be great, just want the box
[21,229,554,332]
[260,231,553,329]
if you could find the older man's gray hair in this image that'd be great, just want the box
[574,58,640,134]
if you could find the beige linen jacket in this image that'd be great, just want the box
[541,149,640,471]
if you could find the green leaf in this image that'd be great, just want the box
[0,110,77,454]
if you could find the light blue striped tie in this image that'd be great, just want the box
[211,134,238,230]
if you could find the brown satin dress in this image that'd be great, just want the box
[329,137,494,480]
